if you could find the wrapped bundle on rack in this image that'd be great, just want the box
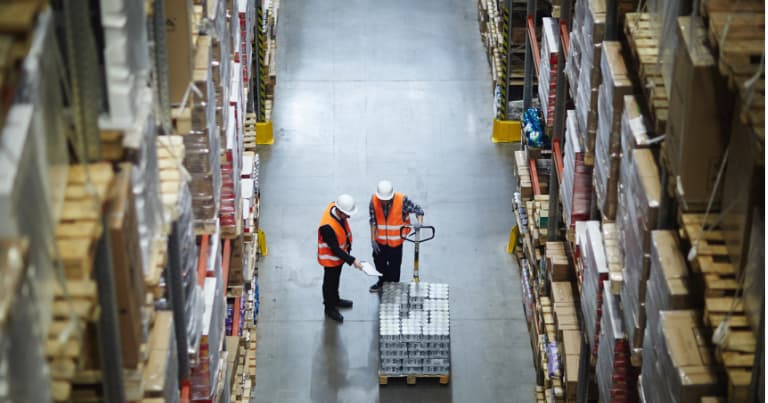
[565,0,587,97]
[666,16,729,211]
[522,108,548,150]
[594,41,631,221]
[617,147,661,354]
[130,94,164,277]
[0,107,54,403]
[538,18,560,128]
[143,312,181,402]
[98,0,150,128]
[640,311,721,403]
[644,231,693,361]
[220,79,244,238]
[578,221,608,357]
[236,0,257,83]
[173,181,202,363]
[180,35,223,231]
[619,95,653,153]
[596,282,635,402]
[575,0,606,157]
[191,234,226,400]
[602,223,623,294]
[560,110,593,229]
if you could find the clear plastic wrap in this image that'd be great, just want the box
[645,230,692,354]
[0,104,56,332]
[618,148,661,350]
[379,283,450,376]
[578,221,608,356]
[596,281,634,402]
[594,42,632,221]
[642,311,719,403]
[574,0,607,155]
[99,0,151,127]
[131,101,164,277]
[18,9,69,226]
[561,110,593,229]
[538,18,560,128]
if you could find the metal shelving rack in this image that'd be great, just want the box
[520,1,618,402]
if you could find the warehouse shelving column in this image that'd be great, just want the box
[60,0,103,161]
[150,0,172,133]
[522,0,536,110]
[545,0,571,242]
[252,0,274,144]
[491,0,523,143]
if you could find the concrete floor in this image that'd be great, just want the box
[252,0,533,402]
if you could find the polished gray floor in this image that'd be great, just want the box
[253,0,533,402]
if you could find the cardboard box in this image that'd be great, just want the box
[108,164,145,369]
[666,16,733,211]
[166,0,195,104]
[657,310,722,401]
[144,312,174,397]
[721,104,759,271]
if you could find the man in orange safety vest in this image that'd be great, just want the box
[318,194,363,323]
[369,180,424,292]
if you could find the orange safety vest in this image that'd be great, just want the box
[372,192,410,247]
[317,203,353,267]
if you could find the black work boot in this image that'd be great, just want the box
[369,281,383,293]
[325,307,344,323]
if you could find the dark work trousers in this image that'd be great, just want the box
[373,244,404,283]
[322,265,343,307]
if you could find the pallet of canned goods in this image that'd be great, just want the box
[378,282,451,385]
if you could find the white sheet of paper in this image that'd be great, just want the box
[360,261,381,276]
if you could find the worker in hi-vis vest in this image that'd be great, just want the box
[317,194,363,323]
[369,180,424,292]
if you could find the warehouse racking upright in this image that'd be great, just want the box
[509,0,765,401]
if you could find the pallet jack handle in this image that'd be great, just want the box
[400,225,435,283]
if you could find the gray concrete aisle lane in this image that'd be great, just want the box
[253,0,533,402]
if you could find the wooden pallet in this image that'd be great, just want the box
[700,0,764,17]
[624,13,667,134]
[705,10,765,158]
[157,135,186,233]
[677,213,756,400]
[378,371,450,385]
[514,151,533,199]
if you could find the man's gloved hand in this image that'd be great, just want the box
[371,240,381,254]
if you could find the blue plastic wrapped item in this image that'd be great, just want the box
[547,341,562,378]
[522,108,549,148]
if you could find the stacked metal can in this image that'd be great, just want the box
[379,282,450,376]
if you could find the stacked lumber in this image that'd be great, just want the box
[514,150,533,199]
[624,13,668,134]
[0,0,47,127]
[678,213,758,401]
[49,164,115,402]
[703,3,765,160]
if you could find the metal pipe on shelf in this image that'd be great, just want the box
[605,0,618,41]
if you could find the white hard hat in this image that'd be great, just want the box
[376,180,394,201]
[335,194,358,216]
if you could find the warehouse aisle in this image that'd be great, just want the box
[252,0,533,402]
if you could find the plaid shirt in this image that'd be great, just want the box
[369,195,424,226]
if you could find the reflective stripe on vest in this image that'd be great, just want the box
[317,202,352,267]
[372,192,410,247]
